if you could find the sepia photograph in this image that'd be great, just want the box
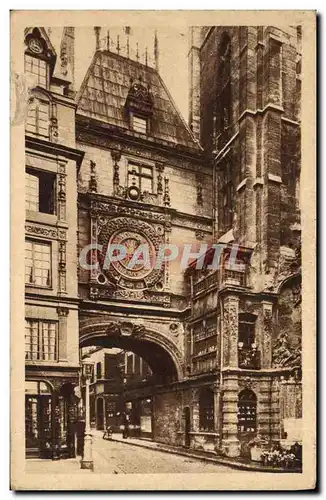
[10,10,316,491]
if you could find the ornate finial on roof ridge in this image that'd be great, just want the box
[94,27,101,51]
[106,30,110,51]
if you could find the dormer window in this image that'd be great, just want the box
[24,28,56,90]
[132,115,147,134]
[125,77,153,135]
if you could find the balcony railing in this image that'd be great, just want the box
[238,347,261,370]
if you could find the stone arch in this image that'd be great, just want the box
[79,318,184,382]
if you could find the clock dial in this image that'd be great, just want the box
[28,38,43,54]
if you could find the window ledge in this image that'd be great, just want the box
[26,210,58,226]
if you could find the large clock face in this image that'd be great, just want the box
[107,230,155,281]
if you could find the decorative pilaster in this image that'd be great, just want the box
[57,163,66,221]
[156,162,164,202]
[163,220,172,290]
[196,173,204,207]
[90,216,99,282]
[213,384,222,449]
[222,296,239,367]
[57,307,69,361]
[111,149,121,195]
[221,373,240,457]
[261,301,273,368]
[88,160,97,193]
[257,377,272,443]
[58,241,67,295]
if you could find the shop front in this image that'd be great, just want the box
[25,374,80,459]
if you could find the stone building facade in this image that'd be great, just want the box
[24,25,302,459]
[24,27,84,458]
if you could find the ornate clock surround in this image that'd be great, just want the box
[88,199,172,305]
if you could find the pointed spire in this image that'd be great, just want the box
[94,27,101,50]
[106,30,110,51]
[145,46,148,66]
[154,30,159,72]
[136,42,139,62]
[126,35,130,58]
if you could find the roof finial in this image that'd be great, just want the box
[154,30,159,72]
[127,35,130,58]
[117,34,120,55]
[145,46,148,66]
[107,30,110,51]
[136,42,139,62]
[94,27,101,51]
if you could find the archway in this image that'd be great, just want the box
[79,318,183,384]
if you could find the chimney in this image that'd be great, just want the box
[60,27,75,88]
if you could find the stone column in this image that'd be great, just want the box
[221,373,240,457]
[57,307,69,361]
[213,384,222,451]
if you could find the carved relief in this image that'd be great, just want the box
[88,160,97,193]
[25,224,67,241]
[223,297,239,366]
[272,332,301,368]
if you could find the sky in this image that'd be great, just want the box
[48,27,189,121]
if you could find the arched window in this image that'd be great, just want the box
[199,388,214,432]
[217,33,232,134]
[237,389,257,434]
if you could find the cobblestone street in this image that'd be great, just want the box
[91,435,246,474]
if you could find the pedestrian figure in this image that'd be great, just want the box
[122,411,130,439]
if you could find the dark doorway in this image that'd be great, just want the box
[96,397,104,430]
[184,406,191,448]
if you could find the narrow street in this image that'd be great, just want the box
[91,434,246,474]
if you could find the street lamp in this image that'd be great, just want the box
[80,361,94,471]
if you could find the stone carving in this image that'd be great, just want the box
[25,224,67,241]
[90,199,169,224]
[163,177,171,207]
[272,332,301,368]
[156,162,164,196]
[111,149,121,192]
[292,282,301,306]
[57,307,69,317]
[50,102,58,142]
[25,224,57,239]
[223,298,239,366]
[58,241,67,294]
[57,168,66,221]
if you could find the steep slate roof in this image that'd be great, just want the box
[76,50,201,152]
